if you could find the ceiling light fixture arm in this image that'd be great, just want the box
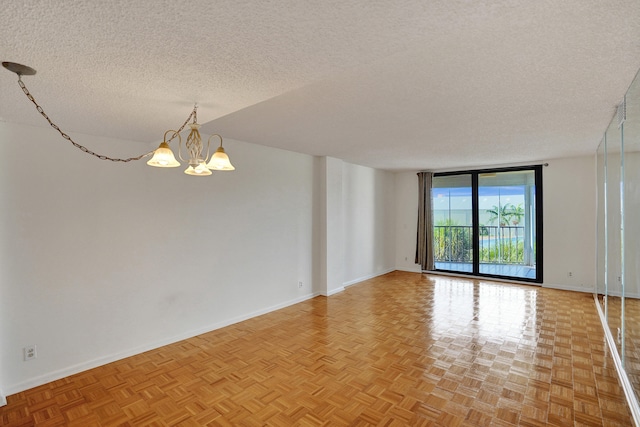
[209,134,223,148]
[163,130,182,145]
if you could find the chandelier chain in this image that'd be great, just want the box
[16,76,196,162]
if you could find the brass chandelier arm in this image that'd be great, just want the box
[15,74,196,162]
[208,134,223,147]
[163,130,181,143]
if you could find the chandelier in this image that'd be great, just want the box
[2,61,235,176]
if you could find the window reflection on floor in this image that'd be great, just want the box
[435,262,536,279]
[432,278,536,343]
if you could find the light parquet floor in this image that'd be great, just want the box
[1,272,634,426]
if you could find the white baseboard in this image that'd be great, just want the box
[319,268,397,297]
[324,286,345,296]
[4,292,319,396]
[396,267,422,274]
[598,290,640,299]
[542,283,595,293]
[343,268,396,287]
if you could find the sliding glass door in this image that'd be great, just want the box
[432,166,542,283]
[432,174,473,273]
[477,170,538,280]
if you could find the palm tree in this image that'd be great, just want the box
[508,203,525,225]
[486,203,514,227]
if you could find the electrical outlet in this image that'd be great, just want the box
[24,345,37,361]
[298,281,303,289]
[567,271,573,277]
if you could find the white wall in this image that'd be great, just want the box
[318,156,345,296]
[342,162,396,285]
[394,156,598,291]
[0,121,320,395]
[543,156,596,291]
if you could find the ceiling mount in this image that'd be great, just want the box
[2,62,37,76]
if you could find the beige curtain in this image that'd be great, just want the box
[415,172,434,271]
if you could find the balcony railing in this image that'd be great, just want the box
[434,225,527,265]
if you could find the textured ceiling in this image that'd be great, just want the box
[2,0,640,171]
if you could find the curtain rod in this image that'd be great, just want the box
[420,162,549,174]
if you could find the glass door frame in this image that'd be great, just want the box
[433,165,543,283]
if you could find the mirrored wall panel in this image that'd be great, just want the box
[596,137,606,309]
[597,68,640,409]
[624,73,640,392]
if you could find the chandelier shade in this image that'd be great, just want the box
[207,136,235,171]
[147,134,181,167]
[185,160,213,176]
